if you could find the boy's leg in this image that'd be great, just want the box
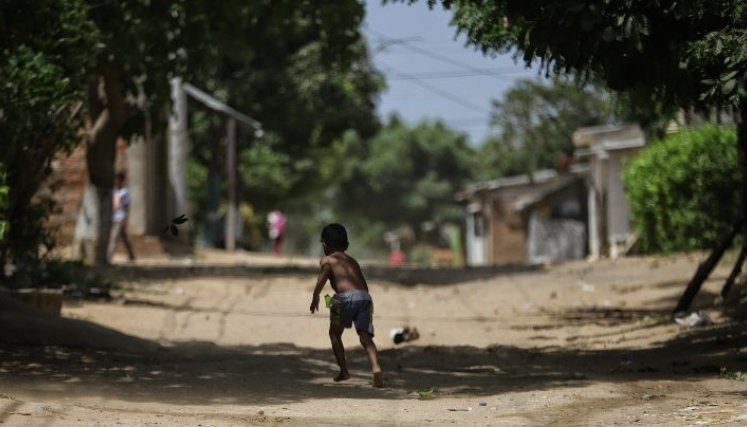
[358,331,383,387]
[329,323,350,381]
[120,226,136,261]
[107,220,121,262]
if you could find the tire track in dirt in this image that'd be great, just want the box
[251,280,272,299]
[153,294,193,341]
[159,310,178,341]
[217,281,240,341]
[176,296,197,335]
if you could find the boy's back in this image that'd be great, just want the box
[321,252,369,294]
[311,223,382,387]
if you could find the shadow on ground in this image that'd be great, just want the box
[1,320,747,408]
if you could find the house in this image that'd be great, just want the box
[572,124,646,258]
[458,165,589,266]
[458,123,646,266]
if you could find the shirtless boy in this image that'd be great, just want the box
[309,223,383,388]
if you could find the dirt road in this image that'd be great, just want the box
[2,255,747,426]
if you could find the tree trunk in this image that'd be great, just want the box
[720,243,746,301]
[72,70,130,265]
[673,217,743,313]
[673,103,747,313]
[723,103,747,299]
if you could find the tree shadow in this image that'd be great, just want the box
[2,319,747,407]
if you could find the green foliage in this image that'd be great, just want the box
[188,15,384,211]
[480,78,611,178]
[420,0,747,112]
[333,116,476,249]
[624,125,741,253]
[183,2,384,248]
[408,243,434,265]
[238,141,294,204]
[0,165,8,243]
[0,0,99,272]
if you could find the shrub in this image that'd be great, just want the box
[623,125,741,253]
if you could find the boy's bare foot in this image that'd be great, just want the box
[333,371,351,382]
[373,371,384,388]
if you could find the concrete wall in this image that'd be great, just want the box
[607,148,637,242]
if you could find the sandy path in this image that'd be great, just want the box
[2,255,747,426]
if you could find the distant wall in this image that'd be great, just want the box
[48,139,128,246]
[490,198,527,264]
[527,214,585,263]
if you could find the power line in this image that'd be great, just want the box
[443,117,492,125]
[379,62,488,114]
[369,28,529,82]
[387,69,532,81]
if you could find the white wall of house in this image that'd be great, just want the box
[574,125,645,258]
[527,213,586,264]
[465,204,487,266]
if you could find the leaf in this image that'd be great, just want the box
[721,70,738,81]
[722,79,736,94]
[172,217,189,224]
[162,225,170,234]
[417,387,437,399]
[170,224,178,236]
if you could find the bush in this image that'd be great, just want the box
[623,125,741,253]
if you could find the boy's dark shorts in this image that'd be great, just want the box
[330,290,374,337]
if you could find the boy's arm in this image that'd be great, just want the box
[310,262,332,313]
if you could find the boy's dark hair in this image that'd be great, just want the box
[115,171,126,182]
[321,223,349,250]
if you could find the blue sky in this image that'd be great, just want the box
[363,1,542,145]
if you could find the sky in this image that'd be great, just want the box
[362,1,542,145]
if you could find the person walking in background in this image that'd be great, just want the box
[267,209,287,255]
[107,171,136,263]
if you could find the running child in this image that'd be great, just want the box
[309,223,383,388]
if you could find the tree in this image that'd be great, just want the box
[332,116,476,250]
[0,0,99,274]
[404,0,747,311]
[72,0,376,265]
[480,78,611,179]
[183,2,383,245]
[624,125,741,253]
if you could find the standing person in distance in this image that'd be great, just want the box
[267,209,287,255]
[107,171,136,263]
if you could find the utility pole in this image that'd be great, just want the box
[224,118,237,251]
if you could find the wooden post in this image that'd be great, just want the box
[168,77,189,229]
[224,118,237,251]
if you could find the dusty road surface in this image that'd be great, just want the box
[2,254,747,426]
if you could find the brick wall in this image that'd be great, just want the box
[48,144,87,246]
[49,139,163,256]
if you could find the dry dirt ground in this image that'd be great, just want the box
[2,254,747,426]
